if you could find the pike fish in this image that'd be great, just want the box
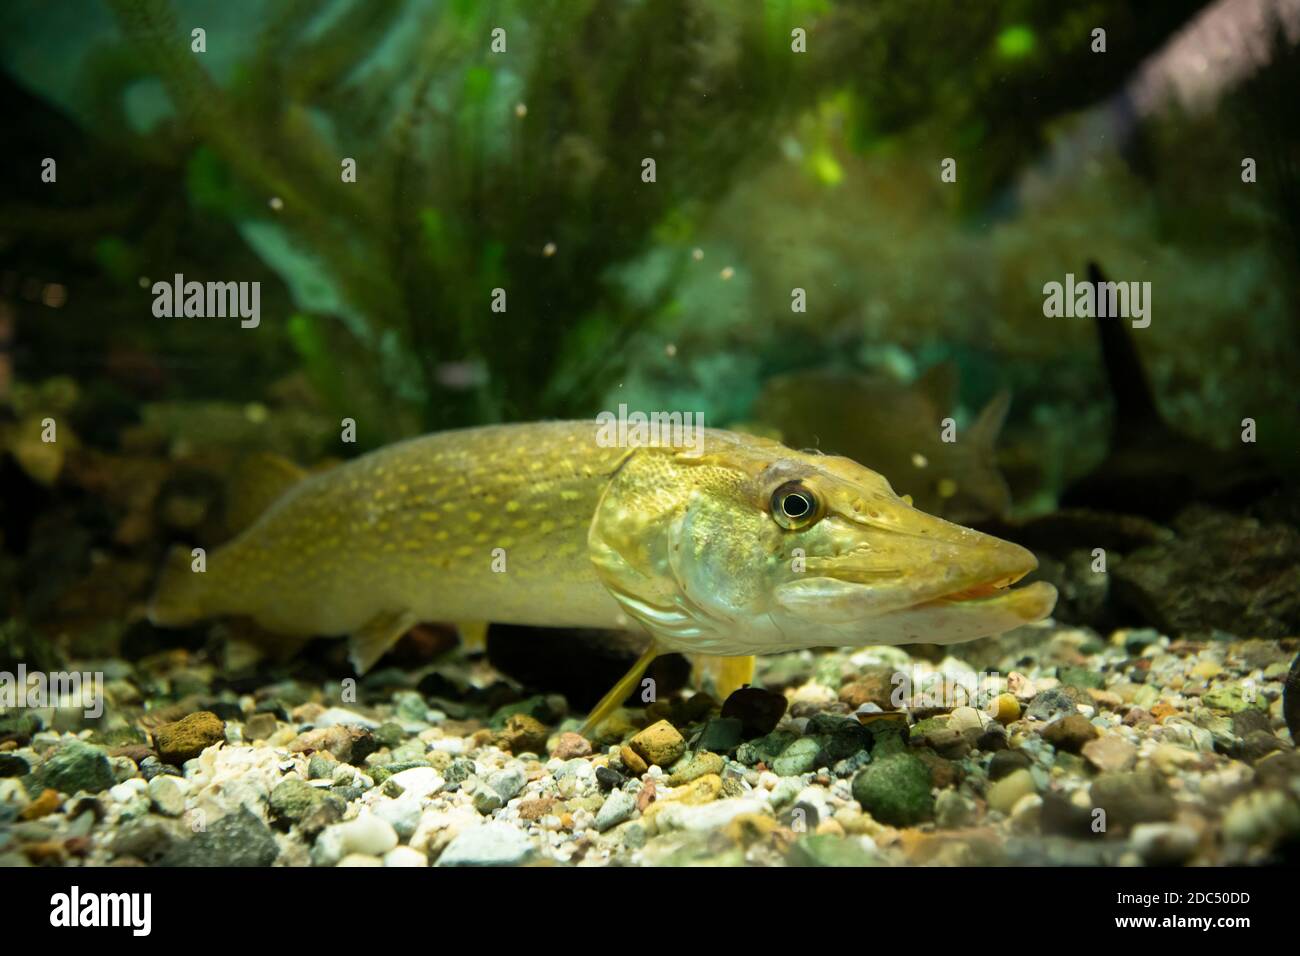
[150,421,1056,730]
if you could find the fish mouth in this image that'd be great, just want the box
[919,576,1058,622]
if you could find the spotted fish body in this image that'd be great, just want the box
[152,420,1056,675]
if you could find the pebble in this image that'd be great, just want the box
[438,822,533,866]
[318,813,398,863]
[987,768,1037,815]
[487,767,526,802]
[162,806,279,867]
[851,753,933,827]
[33,741,115,794]
[387,767,445,799]
[373,796,422,840]
[1041,714,1099,753]
[666,751,725,785]
[989,694,1021,724]
[153,711,226,764]
[988,749,1032,781]
[497,714,549,755]
[653,798,772,832]
[313,707,381,729]
[595,789,638,832]
[1081,734,1137,773]
[629,720,687,768]
[721,687,789,737]
[551,732,591,759]
[147,774,189,816]
[772,737,823,777]
[383,846,428,867]
[1130,822,1199,864]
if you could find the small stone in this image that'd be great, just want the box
[437,822,533,866]
[316,813,398,864]
[666,751,725,785]
[386,767,444,799]
[496,714,548,755]
[373,796,422,840]
[472,786,504,815]
[1041,714,1099,753]
[771,738,822,777]
[517,796,555,821]
[307,754,339,780]
[19,788,61,820]
[33,741,115,794]
[383,846,428,867]
[1090,771,1176,829]
[1025,688,1077,722]
[987,768,1037,815]
[242,712,277,741]
[629,720,687,768]
[595,789,638,831]
[161,806,279,867]
[948,706,988,733]
[0,753,30,777]
[934,789,977,829]
[697,717,745,753]
[269,778,341,832]
[988,749,1032,781]
[313,707,381,729]
[595,765,626,791]
[487,767,526,802]
[851,753,933,827]
[619,746,648,776]
[1130,822,1199,865]
[153,712,225,764]
[551,732,592,759]
[837,669,895,710]
[336,853,383,867]
[147,774,188,817]
[989,694,1020,725]
[290,725,378,764]
[721,687,788,737]
[1081,735,1137,774]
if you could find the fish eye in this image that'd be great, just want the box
[771,481,821,530]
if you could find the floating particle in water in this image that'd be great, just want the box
[269,196,284,211]
[42,284,67,308]
[720,266,734,280]
[911,453,928,469]
[692,248,703,261]
[996,25,1035,60]
[515,102,527,118]
[665,343,677,357]
[542,242,556,257]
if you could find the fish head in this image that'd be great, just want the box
[588,430,1055,655]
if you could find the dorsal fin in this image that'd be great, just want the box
[970,388,1011,448]
[1087,260,1165,446]
[225,451,308,536]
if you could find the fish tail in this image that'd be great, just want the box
[148,544,211,627]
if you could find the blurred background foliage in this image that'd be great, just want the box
[0,0,1296,481]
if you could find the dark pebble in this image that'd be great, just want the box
[988,749,1032,781]
[721,687,788,738]
[595,766,626,792]
[0,753,30,777]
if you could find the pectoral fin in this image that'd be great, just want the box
[348,610,417,674]
[580,643,660,738]
[688,654,756,699]
[455,620,489,654]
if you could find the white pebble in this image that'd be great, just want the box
[383,846,428,867]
